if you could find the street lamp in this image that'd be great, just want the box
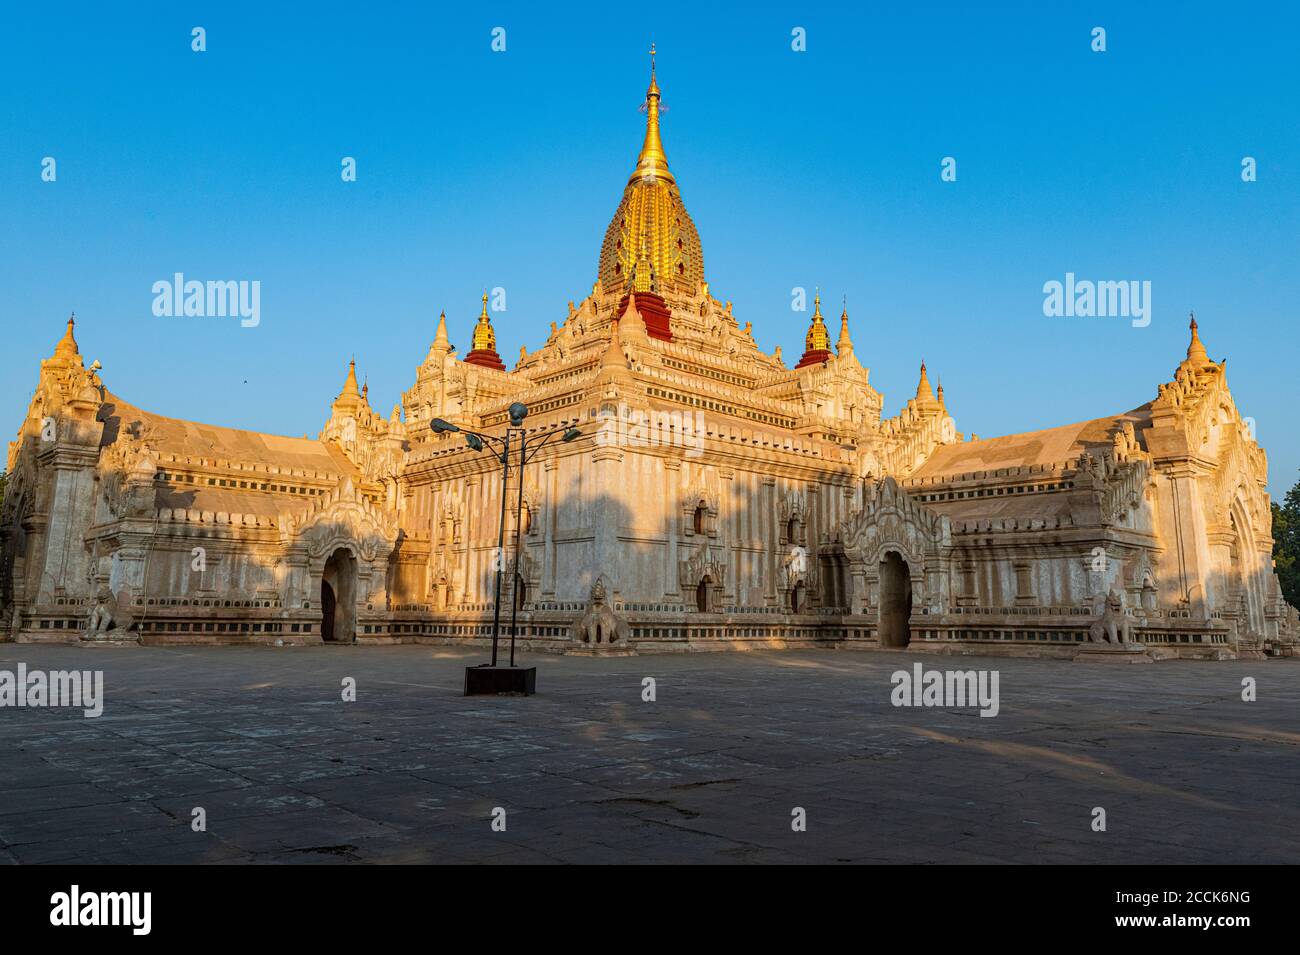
[431,407,580,695]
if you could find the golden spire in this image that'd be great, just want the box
[53,312,80,360]
[629,43,674,186]
[471,292,497,353]
[804,292,829,352]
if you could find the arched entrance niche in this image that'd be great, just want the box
[1229,501,1265,636]
[878,550,912,648]
[321,547,358,643]
[696,575,713,612]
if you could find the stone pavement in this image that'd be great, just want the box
[1,644,1297,864]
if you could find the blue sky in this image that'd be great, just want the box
[2,1,1297,494]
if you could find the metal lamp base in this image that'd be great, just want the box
[464,664,537,696]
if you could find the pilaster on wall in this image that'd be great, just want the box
[1153,464,1211,615]
[31,406,104,609]
[542,456,560,599]
[590,444,625,596]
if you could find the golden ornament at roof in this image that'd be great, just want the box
[597,47,704,298]
[805,293,830,352]
[471,292,497,353]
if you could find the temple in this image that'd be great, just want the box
[3,53,1296,659]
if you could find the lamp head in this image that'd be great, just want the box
[430,418,459,434]
[464,433,483,452]
[562,428,581,442]
[508,402,528,427]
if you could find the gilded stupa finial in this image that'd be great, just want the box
[472,291,496,352]
[630,43,673,186]
[805,291,829,352]
[464,291,506,370]
[794,290,833,368]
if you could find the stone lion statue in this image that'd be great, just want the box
[572,575,629,647]
[1089,588,1132,644]
[86,584,136,636]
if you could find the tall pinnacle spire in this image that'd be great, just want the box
[836,299,854,356]
[341,358,360,397]
[916,360,938,407]
[332,357,364,413]
[53,312,80,361]
[1186,311,1209,364]
[433,309,450,350]
[629,43,674,186]
[598,46,703,297]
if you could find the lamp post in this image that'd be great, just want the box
[431,404,580,695]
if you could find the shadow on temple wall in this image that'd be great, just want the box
[430,449,868,652]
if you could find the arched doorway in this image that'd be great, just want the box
[515,573,527,611]
[693,505,706,535]
[1229,505,1264,636]
[790,582,804,613]
[321,577,336,640]
[696,575,712,612]
[321,548,357,643]
[878,551,912,648]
